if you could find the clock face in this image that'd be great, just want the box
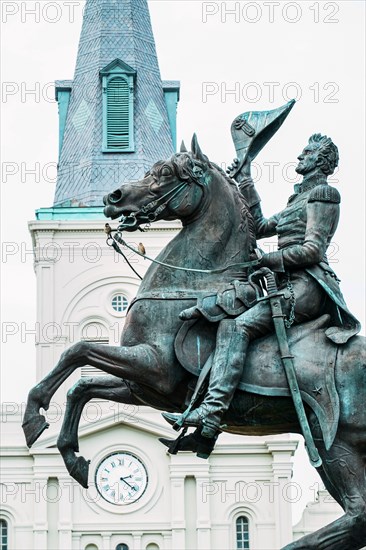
[95,452,148,505]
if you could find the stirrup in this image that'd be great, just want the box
[162,410,200,431]
[162,409,222,439]
[159,427,218,459]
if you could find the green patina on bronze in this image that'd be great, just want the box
[23,107,365,549]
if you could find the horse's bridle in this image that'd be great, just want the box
[106,171,261,278]
[116,180,190,231]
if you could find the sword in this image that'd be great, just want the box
[251,268,322,468]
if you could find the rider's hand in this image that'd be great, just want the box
[257,251,285,273]
[250,249,268,272]
[226,158,252,180]
[250,248,264,265]
[226,158,240,177]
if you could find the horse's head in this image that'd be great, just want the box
[103,135,225,231]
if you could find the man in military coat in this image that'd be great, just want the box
[163,133,360,442]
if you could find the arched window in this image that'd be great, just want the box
[0,519,8,550]
[146,544,159,550]
[116,544,129,550]
[85,545,98,550]
[236,515,250,549]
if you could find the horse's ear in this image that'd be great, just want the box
[191,134,209,164]
[180,140,188,153]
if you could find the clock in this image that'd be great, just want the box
[95,452,148,505]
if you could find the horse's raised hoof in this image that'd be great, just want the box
[69,456,90,488]
[22,415,50,448]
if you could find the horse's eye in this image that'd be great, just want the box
[160,166,173,177]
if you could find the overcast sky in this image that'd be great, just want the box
[1,0,365,523]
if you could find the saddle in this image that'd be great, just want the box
[191,279,259,322]
[175,314,339,450]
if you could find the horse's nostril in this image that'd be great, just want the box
[108,189,123,204]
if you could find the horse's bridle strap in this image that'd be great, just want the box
[140,181,188,216]
[119,181,189,229]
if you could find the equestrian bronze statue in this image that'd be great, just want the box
[163,109,359,451]
[23,102,365,550]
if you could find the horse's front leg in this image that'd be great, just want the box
[57,375,139,488]
[23,341,166,447]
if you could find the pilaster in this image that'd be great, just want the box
[32,475,48,550]
[132,531,143,550]
[195,464,211,549]
[169,460,186,549]
[57,475,73,550]
[266,438,298,548]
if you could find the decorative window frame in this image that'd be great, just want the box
[100,59,136,153]
[145,541,161,550]
[81,537,102,550]
[229,507,257,550]
[0,512,13,550]
[235,514,250,549]
[106,289,131,318]
[0,518,8,550]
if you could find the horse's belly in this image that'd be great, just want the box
[120,298,195,350]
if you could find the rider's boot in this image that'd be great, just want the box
[163,320,249,438]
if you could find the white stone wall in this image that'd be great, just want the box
[292,489,342,541]
[1,408,299,550]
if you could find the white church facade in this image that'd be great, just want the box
[0,1,343,549]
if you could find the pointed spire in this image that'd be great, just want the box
[54,0,176,207]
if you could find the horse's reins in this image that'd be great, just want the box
[106,175,260,279]
[107,230,260,279]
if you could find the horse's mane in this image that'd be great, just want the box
[211,162,257,253]
[149,153,201,184]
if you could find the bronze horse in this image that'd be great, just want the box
[23,137,366,550]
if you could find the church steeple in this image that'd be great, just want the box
[54,0,179,208]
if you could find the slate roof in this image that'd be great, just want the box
[54,0,175,207]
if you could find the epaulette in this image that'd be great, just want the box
[308,184,340,204]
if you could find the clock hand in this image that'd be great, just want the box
[120,476,136,490]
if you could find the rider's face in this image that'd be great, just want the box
[295,144,320,175]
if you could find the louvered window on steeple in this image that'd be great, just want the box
[106,77,130,149]
[101,59,136,153]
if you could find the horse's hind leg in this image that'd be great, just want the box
[23,341,164,447]
[283,433,366,550]
[57,375,139,488]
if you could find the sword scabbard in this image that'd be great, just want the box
[261,271,322,468]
